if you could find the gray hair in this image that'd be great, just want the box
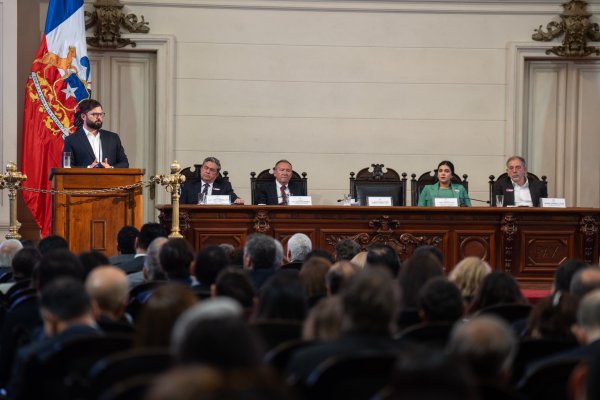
[202,157,221,172]
[144,237,168,280]
[0,239,24,267]
[447,315,517,379]
[577,289,600,331]
[243,233,276,270]
[273,239,284,268]
[287,233,312,263]
[506,155,527,169]
[170,297,242,353]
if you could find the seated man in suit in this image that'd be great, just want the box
[492,156,547,207]
[180,157,244,204]
[62,99,129,168]
[256,160,304,205]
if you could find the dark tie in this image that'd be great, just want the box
[202,183,209,196]
[280,185,288,205]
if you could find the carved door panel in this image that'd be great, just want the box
[88,50,157,221]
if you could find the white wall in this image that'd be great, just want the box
[124,0,588,205]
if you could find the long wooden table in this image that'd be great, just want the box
[157,205,599,286]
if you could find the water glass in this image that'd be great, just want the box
[495,194,504,207]
[342,194,352,206]
[63,152,72,168]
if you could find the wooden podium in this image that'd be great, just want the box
[51,168,145,256]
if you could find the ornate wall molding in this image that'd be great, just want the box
[86,0,150,49]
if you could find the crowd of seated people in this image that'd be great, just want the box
[0,230,600,400]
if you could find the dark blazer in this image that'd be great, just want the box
[492,177,547,207]
[63,128,129,168]
[255,181,304,205]
[180,179,240,204]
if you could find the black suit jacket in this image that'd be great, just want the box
[63,128,129,168]
[255,181,304,205]
[492,177,548,207]
[180,179,240,204]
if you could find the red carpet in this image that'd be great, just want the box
[522,289,551,304]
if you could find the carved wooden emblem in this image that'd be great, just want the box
[253,210,271,233]
[158,209,190,234]
[580,215,599,263]
[501,214,518,273]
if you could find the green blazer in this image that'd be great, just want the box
[417,182,471,207]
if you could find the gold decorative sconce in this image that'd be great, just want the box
[532,0,600,57]
[85,0,150,49]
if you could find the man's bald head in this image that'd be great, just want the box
[85,265,129,318]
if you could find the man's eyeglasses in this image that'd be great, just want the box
[87,112,106,118]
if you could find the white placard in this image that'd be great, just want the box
[206,195,231,205]
[540,198,566,208]
[288,196,312,205]
[434,198,459,207]
[367,197,393,206]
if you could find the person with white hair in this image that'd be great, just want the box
[0,239,23,277]
[281,233,312,270]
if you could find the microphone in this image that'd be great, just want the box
[464,197,491,204]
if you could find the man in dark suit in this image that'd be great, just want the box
[255,160,304,205]
[120,222,167,275]
[62,99,129,168]
[180,156,244,204]
[492,156,547,207]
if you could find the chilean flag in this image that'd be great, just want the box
[21,0,91,237]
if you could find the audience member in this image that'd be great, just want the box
[447,315,518,398]
[334,239,361,262]
[171,298,264,369]
[120,222,168,274]
[0,247,40,294]
[7,278,100,400]
[254,271,308,322]
[273,239,285,269]
[299,257,331,307]
[418,277,464,323]
[227,247,244,267]
[326,260,359,296]
[449,256,492,303]
[37,235,68,255]
[524,291,578,341]
[0,240,23,276]
[159,238,195,286]
[302,296,343,341]
[569,266,600,299]
[109,225,139,267]
[287,268,404,382]
[304,248,335,264]
[78,250,109,279]
[413,244,444,266]
[366,243,401,276]
[134,283,197,348]
[282,233,312,270]
[85,266,133,333]
[244,234,277,289]
[193,245,229,298]
[397,252,444,329]
[214,267,256,319]
[553,258,591,294]
[468,271,526,315]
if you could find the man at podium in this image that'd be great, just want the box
[63,99,129,168]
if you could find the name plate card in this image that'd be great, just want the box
[289,196,312,206]
[434,198,459,207]
[206,195,231,205]
[367,197,393,206]
[540,198,566,208]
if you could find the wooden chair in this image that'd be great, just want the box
[349,164,407,206]
[410,170,468,206]
[250,169,308,205]
[488,172,547,205]
[180,164,230,185]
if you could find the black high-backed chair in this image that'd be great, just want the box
[349,164,407,206]
[181,164,230,185]
[250,169,308,205]
[410,170,468,206]
[488,172,547,205]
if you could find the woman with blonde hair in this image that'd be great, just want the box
[449,257,492,303]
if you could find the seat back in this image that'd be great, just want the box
[396,322,454,350]
[88,348,172,399]
[127,280,168,322]
[303,353,397,400]
[488,172,547,204]
[476,303,532,324]
[264,339,314,372]
[349,164,407,206]
[250,319,303,351]
[511,338,578,385]
[181,164,230,184]
[410,170,468,206]
[250,169,308,205]
[517,357,581,400]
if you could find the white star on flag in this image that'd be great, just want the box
[61,83,77,99]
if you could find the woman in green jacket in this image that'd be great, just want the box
[417,160,471,207]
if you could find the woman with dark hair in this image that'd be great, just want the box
[467,271,527,315]
[417,160,471,207]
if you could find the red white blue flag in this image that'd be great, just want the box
[21,0,91,237]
